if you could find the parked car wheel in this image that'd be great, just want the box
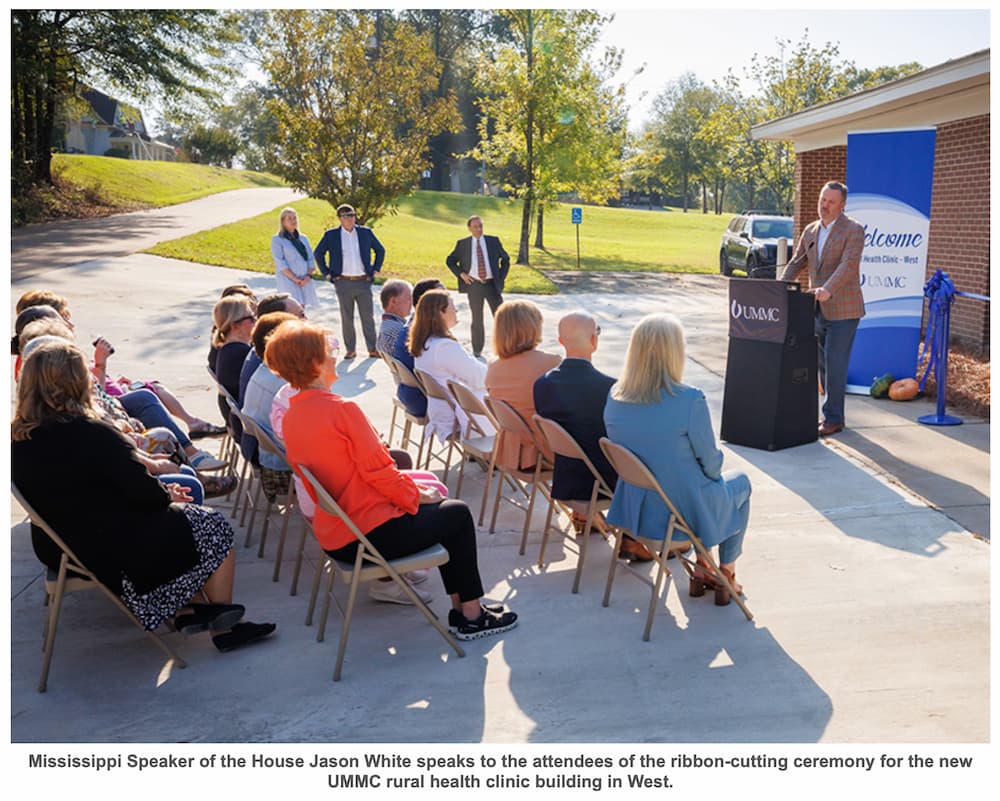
[719,250,730,276]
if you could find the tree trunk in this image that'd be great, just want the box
[516,10,535,266]
[682,173,689,212]
[701,184,707,214]
[517,193,532,265]
[534,204,544,249]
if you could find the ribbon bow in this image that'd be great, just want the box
[917,269,955,392]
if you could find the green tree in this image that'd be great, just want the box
[645,73,721,213]
[473,9,623,264]
[715,32,923,210]
[182,124,240,168]
[260,10,460,223]
[11,9,233,191]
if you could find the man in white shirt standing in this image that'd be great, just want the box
[445,215,510,358]
[314,203,386,358]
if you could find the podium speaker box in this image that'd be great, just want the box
[720,279,818,450]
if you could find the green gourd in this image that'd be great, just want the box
[870,372,895,398]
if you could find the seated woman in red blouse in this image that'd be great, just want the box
[264,319,518,641]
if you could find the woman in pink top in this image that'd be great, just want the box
[265,320,518,641]
[485,300,560,471]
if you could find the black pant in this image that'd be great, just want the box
[466,280,503,356]
[327,500,484,602]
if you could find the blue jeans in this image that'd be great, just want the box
[119,388,192,450]
[815,313,860,427]
[718,471,751,565]
[158,464,203,505]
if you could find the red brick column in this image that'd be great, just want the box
[926,114,990,351]
[793,146,846,240]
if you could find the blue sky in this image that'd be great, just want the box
[599,8,991,128]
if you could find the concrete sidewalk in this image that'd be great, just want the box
[10,187,304,281]
[9,252,989,744]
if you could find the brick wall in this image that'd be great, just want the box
[793,115,990,351]
[793,146,847,240]
[926,114,990,351]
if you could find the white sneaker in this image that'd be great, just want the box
[190,449,227,471]
[404,569,429,585]
[369,580,433,605]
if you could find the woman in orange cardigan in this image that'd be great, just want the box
[265,320,518,641]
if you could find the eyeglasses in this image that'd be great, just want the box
[235,315,256,325]
[339,212,356,219]
[594,325,601,336]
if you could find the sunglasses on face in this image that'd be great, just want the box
[235,315,256,325]
[339,212,355,219]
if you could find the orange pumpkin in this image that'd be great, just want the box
[889,378,919,401]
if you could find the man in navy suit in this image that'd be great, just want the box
[314,203,385,358]
[445,215,510,357]
[534,312,654,562]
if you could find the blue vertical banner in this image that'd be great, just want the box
[844,128,936,392]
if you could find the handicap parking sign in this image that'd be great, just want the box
[571,207,582,224]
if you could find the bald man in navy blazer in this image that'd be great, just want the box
[446,215,509,357]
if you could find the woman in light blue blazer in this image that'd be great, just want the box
[604,313,751,605]
[271,207,319,308]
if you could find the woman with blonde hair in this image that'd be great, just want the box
[267,320,517,639]
[604,313,751,605]
[11,340,275,651]
[271,207,318,308]
[409,289,490,442]
[485,299,560,470]
[209,294,257,426]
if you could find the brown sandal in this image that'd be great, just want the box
[714,566,743,606]
[688,558,720,597]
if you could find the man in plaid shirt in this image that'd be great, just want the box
[781,181,865,437]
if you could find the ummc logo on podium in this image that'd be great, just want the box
[730,300,781,322]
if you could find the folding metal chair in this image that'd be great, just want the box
[206,366,247,516]
[483,397,559,542]
[389,357,431,465]
[444,380,498,517]
[413,369,460,481]
[225,400,265,545]
[533,414,616,594]
[237,412,299,582]
[296,467,465,681]
[12,483,187,692]
[598,438,753,640]
[205,365,240,472]
[380,353,409,449]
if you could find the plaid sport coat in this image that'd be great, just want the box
[780,214,866,320]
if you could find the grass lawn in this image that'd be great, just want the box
[53,154,286,207]
[146,191,728,294]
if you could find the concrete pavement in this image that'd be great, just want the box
[8,209,990,745]
[10,186,304,281]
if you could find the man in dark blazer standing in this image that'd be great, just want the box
[533,311,653,562]
[314,203,385,358]
[445,215,510,357]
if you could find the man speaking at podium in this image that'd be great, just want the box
[780,181,865,437]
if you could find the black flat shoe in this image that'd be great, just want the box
[175,603,245,635]
[189,422,227,439]
[212,621,277,652]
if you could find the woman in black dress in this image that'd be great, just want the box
[11,340,275,652]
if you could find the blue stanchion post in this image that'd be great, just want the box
[917,270,963,426]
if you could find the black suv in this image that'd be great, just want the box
[719,211,794,278]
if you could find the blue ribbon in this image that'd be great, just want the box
[918,269,954,393]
